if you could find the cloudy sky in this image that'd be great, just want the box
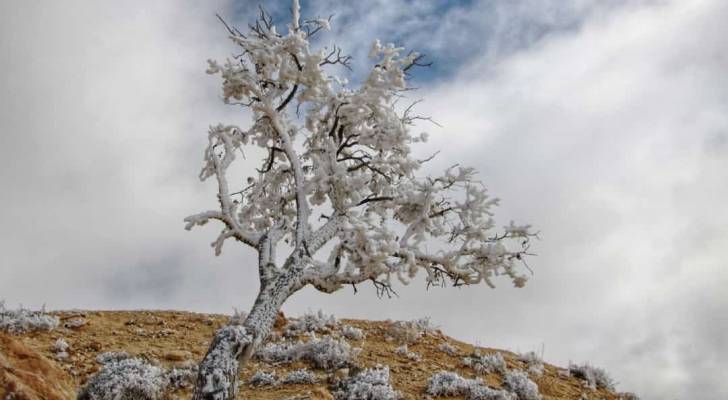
[1,0,726,398]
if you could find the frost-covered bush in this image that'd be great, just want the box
[468,385,518,400]
[0,301,59,333]
[437,342,458,355]
[256,342,301,364]
[96,351,131,364]
[304,335,360,370]
[517,351,544,376]
[426,371,477,397]
[249,371,278,387]
[463,351,507,374]
[503,370,541,400]
[287,310,338,335]
[568,363,615,391]
[618,392,640,400]
[394,344,420,361]
[255,335,360,371]
[386,317,434,344]
[332,365,400,400]
[426,371,514,400]
[77,357,168,400]
[342,325,365,341]
[281,369,317,385]
[166,362,198,390]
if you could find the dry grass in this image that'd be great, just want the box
[0,310,623,400]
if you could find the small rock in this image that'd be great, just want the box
[88,341,102,351]
[64,317,87,329]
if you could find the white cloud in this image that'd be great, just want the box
[401,1,727,398]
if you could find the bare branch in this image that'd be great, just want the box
[403,53,432,73]
[320,45,352,70]
[357,195,394,207]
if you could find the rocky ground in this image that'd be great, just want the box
[0,310,633,399]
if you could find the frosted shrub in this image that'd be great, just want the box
[386,317,434,344]
[77,358,168,400]
[166,362,198,389]
[255,335,359,371]
[304,335,360,370]
[249,371,277,387]
[463,351,507,374]
[281,369,317,385]
[287,310,338,335]
[0,301,59,333]
[342,325,365,341]
[503,370,541,400]
[517,351,544,376]
[426,371,514,400]
[395,344,420,361]
[437,342,458,355]
[468,385,518,400]
[426,371,476,396]
[332,365,400,400]
[568,363,615,391]
[256,342,301,364]
[618,392,640,400]
[96,351,131,364]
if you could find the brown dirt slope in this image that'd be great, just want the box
[0,310,626,399]
[0,333,76,400]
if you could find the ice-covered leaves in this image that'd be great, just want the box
[463,351,507,374]
[249,370,278,387]
[427,371,477,397]
[96,351,131,364]
[437,342,458,355]
[79,354,198,399]
[426,371,515,400]
[385,317,434,344]
[281,369,318,385]
[256,335,360,371]
[305,336,360,370]
[248,369,318,387]
[0,301,59,333]
[568,363,615,391]
[394,344,420,361]
[517,351,544,376]
[77,358,168,400]
[332,365,400,400]
[503,371,541,400]
[341,325,365,341]
[286,310,338,336]
[166,362,199,390]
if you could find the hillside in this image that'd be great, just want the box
[0,310,635,399]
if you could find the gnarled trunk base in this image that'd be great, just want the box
[192,268,299,400]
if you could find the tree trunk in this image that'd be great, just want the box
[192,266,301,400]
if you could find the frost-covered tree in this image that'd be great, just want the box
[185,2,536,398]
